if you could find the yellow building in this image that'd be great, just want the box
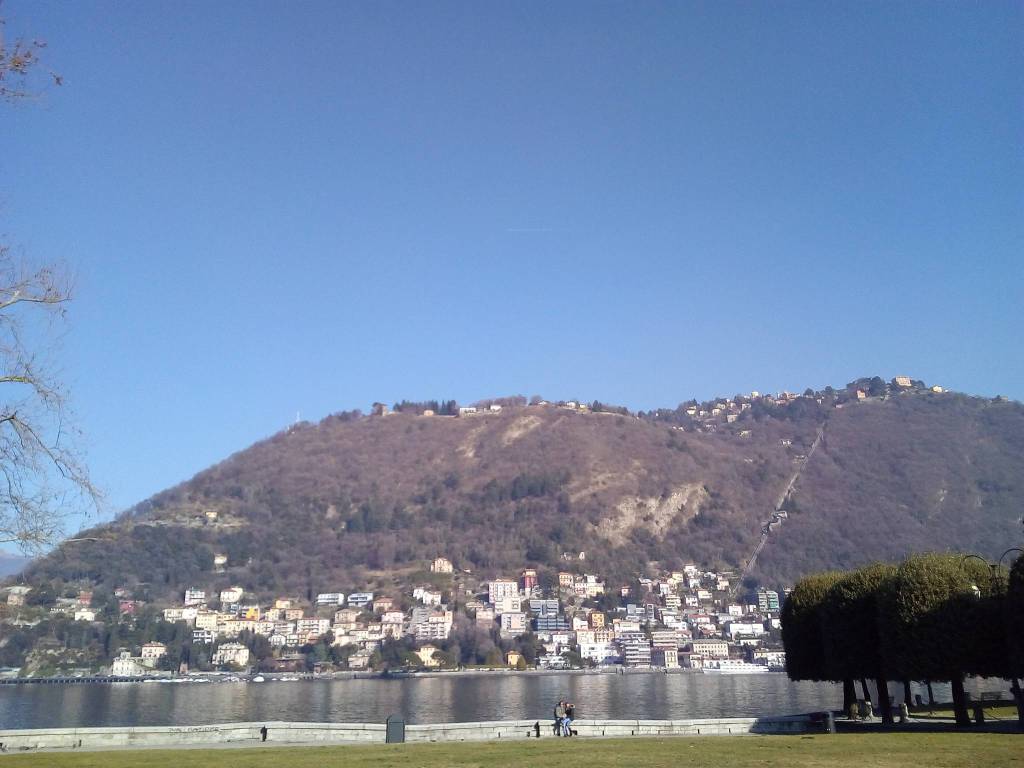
[415,645,441,668]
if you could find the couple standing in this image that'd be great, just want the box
[553,700,577,737]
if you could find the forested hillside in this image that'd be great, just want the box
[21,383,1024,598]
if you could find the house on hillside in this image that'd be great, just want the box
[315,592,345,606]
[4,586,31,606]
[372,597,395,613]
[415,645,441,668]
[430,557,454,573]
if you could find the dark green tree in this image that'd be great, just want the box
[781,571,841,682]
[878,553,994,727]
[821,564,899,723]
[1006,553,1024,727]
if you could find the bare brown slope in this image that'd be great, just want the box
[27,393,1024,598]
[755,395,1024,583]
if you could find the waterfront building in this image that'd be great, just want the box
[212,643,251,668]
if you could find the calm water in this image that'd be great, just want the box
[0,673,992,730]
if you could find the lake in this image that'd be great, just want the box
[0,672,985,729]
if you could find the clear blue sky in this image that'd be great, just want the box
[1,1,1021,528]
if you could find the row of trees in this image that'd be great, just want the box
[782,552,1024,727]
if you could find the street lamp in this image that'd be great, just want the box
[961,550,1023,594]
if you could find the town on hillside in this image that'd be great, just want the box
[375,375,951,436]
[0,558,788,679]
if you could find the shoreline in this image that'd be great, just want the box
[0,666,787,686]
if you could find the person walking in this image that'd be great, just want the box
[553,700,566,736]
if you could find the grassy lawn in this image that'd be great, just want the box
[3,733,1021,768]
[911,706,1018,721]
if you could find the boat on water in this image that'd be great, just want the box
[251,675,266,682]
[702,660,772,674]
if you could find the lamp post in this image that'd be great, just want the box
[997,548,1024,729]
[962,549,1024,729]
[995,549,1024,592]
[961,549,1022,594]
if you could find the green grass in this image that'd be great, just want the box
[3,734,1021,768]
[911,706,1018,721]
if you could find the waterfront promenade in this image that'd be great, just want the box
[0,715,813,752]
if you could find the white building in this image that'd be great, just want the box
[348,592,374,608]
[727,622,766,639]
[184,588,206,606]
[499,611,527,638]
[690,639,729,659]
[578,641,618,665]
[297,618,331,638]
[621,638,652,667]
[493,594,522,615]
[163,607,198,623]
[316,592,346,606]
[413,586,443,606]
[220,587,244,604]
[488,579,519,605]
[111,651,147,677]
[414,610,453,642]
[212,643,250,668]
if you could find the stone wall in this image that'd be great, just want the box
[0,716,813,752]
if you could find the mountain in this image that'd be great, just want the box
[0,552,30,578]
[22,381,1024,600]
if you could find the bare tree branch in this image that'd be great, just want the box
[0,11,94,553]
[0,11,62,101]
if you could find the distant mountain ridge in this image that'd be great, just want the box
[23,378,1024,599]
[0,553,30,578]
